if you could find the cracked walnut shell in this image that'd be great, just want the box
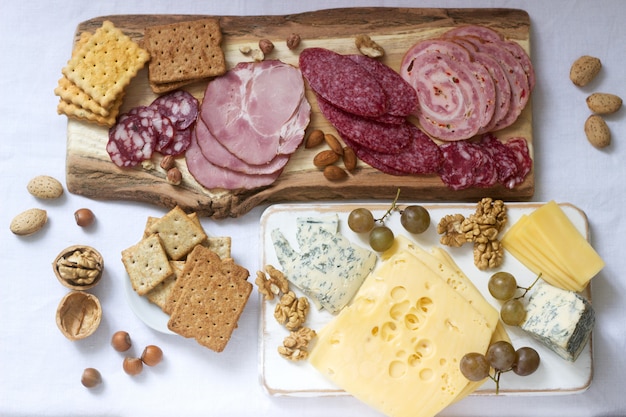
[53,245,104,290]
[56,291,102,340]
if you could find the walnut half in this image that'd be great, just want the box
[53,245,104,290]
[278,327,316,361]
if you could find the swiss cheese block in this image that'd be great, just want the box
[502,201,604,292]
[308,250,493,417]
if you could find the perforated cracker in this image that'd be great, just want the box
[61,20,149,108]
[144,18,226,84]
[122,234,174,296]
[147,206,207,261]
[56,92,124,127]
[55,76,111,117]
[146,261,184,310]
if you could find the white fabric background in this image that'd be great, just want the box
[1,1,624,416]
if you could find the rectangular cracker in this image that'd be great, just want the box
[56,92,124,127]
[167,256,251,352]
[146,260,185,310]
[147,206,207,261]
[144,18,226,84]
[62,20,149,108]
[122,234,173,296]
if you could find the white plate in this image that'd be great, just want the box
[124,271,175,335]
[259,202,594,397]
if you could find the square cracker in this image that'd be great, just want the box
[146,260,185,310]
[167,255,251,352]
[144,18,226,84]
[147,206,207,261]
[56,91,124,127]
[122,234,173,296]
[62,20,149,108]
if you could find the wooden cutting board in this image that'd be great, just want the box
[65,7,534,219]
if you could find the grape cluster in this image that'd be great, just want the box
[347,203,430,252]
[460,341,540,393]
[488,272,540,326]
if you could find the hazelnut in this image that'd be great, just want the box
[123,357,143,376]
[81,368,102,388]
[286,33,301,50]
[166,167,182,185]
[141,345,163,366]
[160,155,176,170]
[111,331,132,352]
[74,208,95,227]
[258,39,274,55]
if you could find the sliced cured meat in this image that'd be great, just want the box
[400,39,495,141]
[194,118,289,175]
[277,96,311,155]
[341,136,408,176]
[439,141,489,190]
[479,133,519,184]
[344,125,442,175]
[299,48,387,117]
[150,90,199,130]
[347,54,418,117]
[158,126,192,156]
[185,130,282,190]
[201,60,307,165]
[316,96,411,154]
[106,114,156,168]
[503,137,532,188]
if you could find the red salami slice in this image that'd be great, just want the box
[347,54,418,117]
[106,114,156,167]
[158,126,192,156]
[504,137,532,188]
[438,140,496,190]
[316,96,411,154]
[150,90,199,130]
[480,133,519,184]
[341,136,408,176]
[299,48,387,118]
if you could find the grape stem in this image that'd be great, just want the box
[375,188,402,224]
[490,371,502,394]
[515,273,543,300]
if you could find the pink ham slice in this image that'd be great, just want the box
[200,60,306,165]
[400,39,495,141]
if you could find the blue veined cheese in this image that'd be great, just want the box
[521,281,595,362]
[271,215,377,314]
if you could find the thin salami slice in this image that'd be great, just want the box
[503,137,532,188]
[299,48,388,117]
[316,96,411,154]
[150,90,199,130]
[106,114,156,167]
[480,133,519,184]
[341,136,408,176]
[347,54,418,117]
[158,126,192,156]
[438,141,492,190]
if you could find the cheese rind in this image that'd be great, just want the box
[309,250,493,417]
[271,215,377,314]
[521,281,595,362]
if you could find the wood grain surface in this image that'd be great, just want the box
[65,7,534,219]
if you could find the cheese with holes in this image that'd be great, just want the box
[271,215,377,313]
[308,250,492,417]
[521,281,595,362]
[502,201,604,292]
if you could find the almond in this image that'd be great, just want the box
[305,130,325,148]
[313,150,340,167]
[342,146,357,171]
[584,114,611,148]
[586,93,622,114]
[570,55,601,87]
[324,133,343,155]
[10,208,48,236]
[323,165,347,181]
[27,175,64,199]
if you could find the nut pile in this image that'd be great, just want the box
[570,55,622,148]
[306,129,357,181]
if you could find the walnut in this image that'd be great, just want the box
[437,214,469,247]
[265,265,290,294]
[474,240,504,270]
[278,327,316,361]
[355,34,384,58]
[53,245,104,290]
[256,265,290,301]
[274,291,309,330]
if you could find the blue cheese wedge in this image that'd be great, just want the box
[521,281,595,362]
[271,215,377,314]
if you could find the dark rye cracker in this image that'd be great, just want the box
[144,18,226,85]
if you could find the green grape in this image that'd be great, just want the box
[500,298,526,326]
[486,341,516,371]
[512,347,540,376]
[488,272,518,301]
[400,205,430,234]
[369,226,394,252]
[348,208,375,233]
[459,352,490,381]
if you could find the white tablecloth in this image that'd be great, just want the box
[1,1,625,416]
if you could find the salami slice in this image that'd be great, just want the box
[503,137,532,188]
[341,136,409,176]
[150,90,199,130]
[106,114,156,167]
[438,141,494,190]
[316,96,411,154]
[480,133,519,184]
[299,48,388,117]
[158,126,192,156]
[347,54,418,117]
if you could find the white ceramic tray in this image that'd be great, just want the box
[258,202,594,397]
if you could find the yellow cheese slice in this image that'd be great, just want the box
[308,250,493,417]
